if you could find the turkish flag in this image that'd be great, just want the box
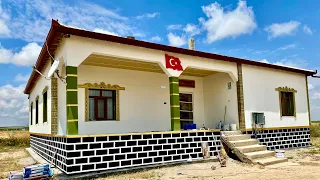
[165,54,183,71]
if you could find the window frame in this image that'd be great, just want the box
[30,102,33,125]
[43,91,48,123]
[35,96,39,124]
[276,86,297,117]
[79,82,126,122]
[88,89,116,121]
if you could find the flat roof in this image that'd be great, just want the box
[24,19,316,94]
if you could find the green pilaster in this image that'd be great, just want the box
[169,76,180,131]
[66,66,78,135]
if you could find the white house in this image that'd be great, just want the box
[25,20,315,174]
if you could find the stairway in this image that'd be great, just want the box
[221,131,288,166]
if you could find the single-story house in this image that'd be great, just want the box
[25,19,315,174]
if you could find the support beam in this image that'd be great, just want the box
[306,75,311,126]
[51,77,58,134]
[169,77,180,131]
[66,66,78,135]
[237,63,246,131]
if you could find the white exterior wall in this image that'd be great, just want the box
[57,62,67,135]
[203,73,238,129]
[29,63,51,134]
[242,65,309,129]
[63,36,238,81]
[77,65,171,134]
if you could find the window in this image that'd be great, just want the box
[179,93,193,129]
[30,103,33,125]
[35,99,39,124]
[280,92,295,116]
[43,91,48,123]
[88,89,116,121]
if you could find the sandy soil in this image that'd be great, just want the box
[0,147,36,180]
[103,145,320,180]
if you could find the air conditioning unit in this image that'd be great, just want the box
[252,112,265,125]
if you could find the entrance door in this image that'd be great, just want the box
[179,93,194,129]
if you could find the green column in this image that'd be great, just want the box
[169,76,180,131]
[66,66,78,135]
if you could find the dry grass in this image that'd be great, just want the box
[100,170,163,180]
[0,147,30,179]
[311,123,320,138]
[0,130,29,150]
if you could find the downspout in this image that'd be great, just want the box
[311,70,320,78]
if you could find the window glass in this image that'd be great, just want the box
[281,92,295,116]
[107,98,114,119]
[30,104,33,125]
[89,98,95,121]
[102,90,113,97]
[36,99,39,124]
[89,89,100,96]
[179,93,192,102]
[98,99,105,119]
[88,89,116,121]
[43,92,47,123]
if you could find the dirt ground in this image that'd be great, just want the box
[0,147,36,179]
[102,138,320,180]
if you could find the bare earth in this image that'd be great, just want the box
[103,138,320,180]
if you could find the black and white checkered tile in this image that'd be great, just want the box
[246,128,311,150]
[31,131,221,174]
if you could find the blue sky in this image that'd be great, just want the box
[0,0,320,126]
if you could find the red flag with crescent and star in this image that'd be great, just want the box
[165,54,183,71]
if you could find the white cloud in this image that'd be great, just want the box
[14,74,30,82]
[199,0,256,43]
[258,58,306,69]
[167,24,182,30]
[0,84,28,126]
[136,12,159,20]
[0,42,41,66]
[277,44,296,51]
[312,92,320,100]
[183,24,201,37]
[303,25,312,35]
[150,36,162,42]
[0,0,144,42]
[264,21,300,39]
[167,33,186,47]
[308,83,314,90]
[93,28,119,36]
[0,19,10,36]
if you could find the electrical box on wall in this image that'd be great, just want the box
[252,112,265,125]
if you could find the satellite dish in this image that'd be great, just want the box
[48,58,60,78]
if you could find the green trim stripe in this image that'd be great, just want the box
[169,76,180,131]
[67,106,78,120]
[66,66,77,75]
[67,91,78,104]
[66,66,78,135]
[169,76,179,82]
[67,121,78,135]
[66,76,78,89]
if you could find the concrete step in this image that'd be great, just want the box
[244,150,275,160]
[254,157,288,166]
[227,134,251,141]
[237,144,267,153]
[222,131,242,136]
[229,139,259,147]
